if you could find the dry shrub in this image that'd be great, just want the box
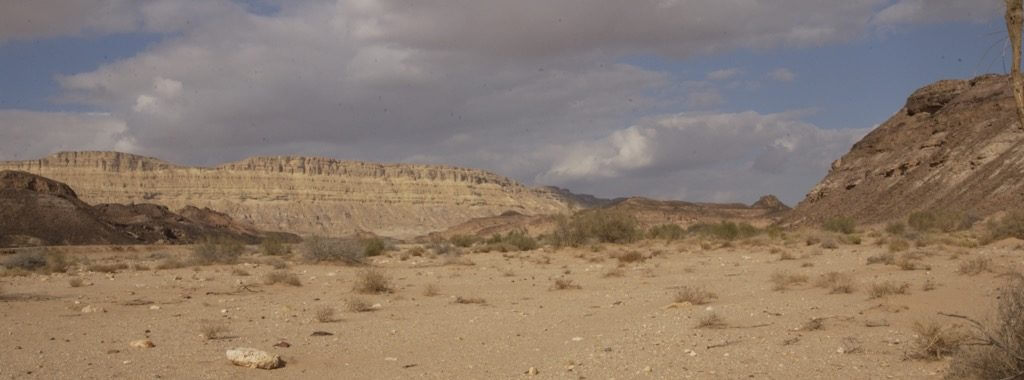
[908,320,965,361]
[68,277,84,288]
[688,221,760,241]
[888,239,911,253]
[615,251,646,264]
[802,318,825,331]
[673,286,717,305]
[823,216,856,234]
[199,321,229,340]
[602,268,625,278]
[315,306,336,323]
[551,210,641,247]
[947,276,1024,379]
[867,252,896,265]
[231,268,250,276]
[422,283,441,297]
[442,255,475,266]
[1,249,70,274]
[820,238,839,250]
[191,237,245,264]
[778,251,796,261]
[263,270,302,286]
[958,258,994,276]
[155,258,188,270]
[346,297,374,312]
[551,278,581,290]
[770,271,809,291]
[353,268,393,294]
[647,224,686,240]
[260,236,290,256]
[87,263,129,273]
[869,281,910,298]
[815,272,856,294]
[454,296,486,304]
[303,236,364,264]
[696,313,728,329]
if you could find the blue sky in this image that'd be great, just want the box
[0,0,1009,205]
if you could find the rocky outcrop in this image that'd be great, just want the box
[0,170,294,247]
[0,152,571,237]
[789,74,1024,225]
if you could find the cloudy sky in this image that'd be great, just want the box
[0,0,1007,205]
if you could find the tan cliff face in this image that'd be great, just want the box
[788,74,1024,225]
[0,151,572,237]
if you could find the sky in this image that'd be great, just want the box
[0,0,1009,206]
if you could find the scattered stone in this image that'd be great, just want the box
[226,347,283,370]
[526,367,539,375]
[662,302,692,310]
[273,341,291,348]
[81,305,104,313]
[864,319,889,327]
[129,339,155,348]
[384,357,398,361]
[644,366,653,373]
[149,305,161,310]
[571,336,583,342]
[106,349,120,354]
[311,331,334,336]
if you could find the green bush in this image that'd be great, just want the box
[688,222,760,241]
[449,235,479,248]
[647,224,686,240]
[191,237,245,264]
[302,236,364,264]
[481,230,538,252]
[260,236,289,256]
[362,237,387,257]
[551,210,641,247]
[822,217,856,234]
[0,249,69,273]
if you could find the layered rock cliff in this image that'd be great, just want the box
[0,152,571,237]
[789,74,1024,225]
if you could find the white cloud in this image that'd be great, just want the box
[769,68,797,82]
[539,111,869,204]
[0,110,137,160]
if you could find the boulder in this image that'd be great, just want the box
[226,347,283,369]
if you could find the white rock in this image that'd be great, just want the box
[149,305,161,310]
[81,305,104,313]
[129,339,155,348]
[226,347,283,369]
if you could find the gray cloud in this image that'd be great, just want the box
[873,0,1001,25]
[2,0,940,203]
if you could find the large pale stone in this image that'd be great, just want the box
[226,347,282,369]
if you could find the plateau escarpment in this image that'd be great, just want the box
[0,152,571,237]
[789,74,1024,225]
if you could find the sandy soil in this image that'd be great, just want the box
[1,237,1020,379]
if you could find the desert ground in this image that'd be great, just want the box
[1,231,1018,379]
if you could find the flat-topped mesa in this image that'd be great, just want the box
[217,155,516,185]
[0,151,570,237]
[6,151,181,172]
